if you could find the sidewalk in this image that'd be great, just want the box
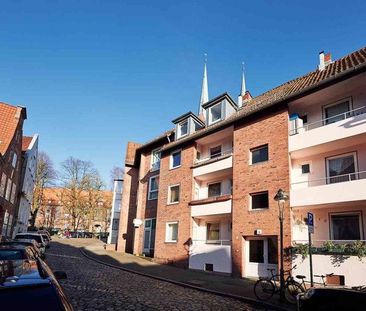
[79,239,293,311]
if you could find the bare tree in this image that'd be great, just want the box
[59,157,105,232]
[110,166,124,188]
[30,152,57,229]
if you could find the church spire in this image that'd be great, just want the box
[199,54,209,115]
[240,62,246,96]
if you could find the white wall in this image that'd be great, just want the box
[293,254,366,287]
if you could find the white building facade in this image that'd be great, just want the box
[14,134,39,235]
[107,179,123,245]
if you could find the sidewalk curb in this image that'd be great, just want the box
[80,247,292,311]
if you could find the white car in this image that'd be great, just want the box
[15,233,47,250]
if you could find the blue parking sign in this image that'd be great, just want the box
[308,212,314,233]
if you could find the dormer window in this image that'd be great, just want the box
[210,102,223,123]
[179,120,188,137]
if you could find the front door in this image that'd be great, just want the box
[245,237,278,278]
[143,218,156,256]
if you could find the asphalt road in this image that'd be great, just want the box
[46,239,274,311]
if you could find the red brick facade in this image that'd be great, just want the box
[154,144,195,268]
[232,106,291,276]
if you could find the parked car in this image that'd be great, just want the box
[15,233,46,248]
[28,231,51,248]
[38,229,52,239]
[297,287,366,311]
[0,245,39,260]
[0,259,73,310]
[0,239,45,259]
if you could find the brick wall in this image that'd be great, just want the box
[154,144,195,268]
[232,106,291,277]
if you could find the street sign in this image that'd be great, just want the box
[307,212,314,234]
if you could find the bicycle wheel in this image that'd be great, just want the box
[285,281,304,304]
[254,279,275,301]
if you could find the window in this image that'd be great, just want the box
[179,120,188,137]
[166,222,178,242]
[301,164,310,174]
[324,100,350,125]
[12,152,17,168]
[210,145,222,158]
[168,185,180,204]
[249,240,264,263]
[326,153,356,184]
[251,145,268,164]
[151,149,161,171]
[148,176,159,200]
[0,173,6,197]
[210,102,222,123]
[268,237,278,264]
[300,115,308,124]
[10,183,16,204]
[251,191,269,209]
[204,263,214,271]
[170,150,181,169]
[5,179,12,201]
[330,213,361,240]
[208,182,221,197]
[207,223,220,241]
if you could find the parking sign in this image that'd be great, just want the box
[307,212,314,234]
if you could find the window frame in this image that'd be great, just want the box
[151,148,161,171]
[325,151,358,182]
[148,176,159,201]
[250,144,269,165]
[207,182,222,198]
[250,191,269,210]
[209,145,222,159]
[322,97,352,125]
[301,163,310,174]
[209,102,223,124]
[165,221,178,243]
[170,149,182,169]
[178,120,189,138]
[206,222,220,242]
[168,184,180,204]
[329,211,363,240]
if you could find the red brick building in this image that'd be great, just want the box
[117,46,366,282]
[0,102,27,239]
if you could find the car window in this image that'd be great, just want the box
[16,235,42,244]
[0,250,24,260]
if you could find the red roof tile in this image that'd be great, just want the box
[22,136,33,152]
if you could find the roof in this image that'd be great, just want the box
[201,92,238,110]
[0,102,26,156]
[0,260,50,288]
[21,136,33,152]
[171,111,205,126]
[161,45,366,152]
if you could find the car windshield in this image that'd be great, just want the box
[0,250,24,260]
[15,235,42,243]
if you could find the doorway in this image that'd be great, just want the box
[143,218,156,256]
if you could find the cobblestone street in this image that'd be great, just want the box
[46,239,275,311]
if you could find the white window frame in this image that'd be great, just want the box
[206,222,221,242]
[168,184,180,204]
[178,120,189,138]
[148,176,159,201]
[207,181,222,198]
[250,144,269,165]
[209,102,223,125]
[329,211,363,240]
[249,191,269,210]
[151,148,161,171]
[165,221,178,243]
[322,97,352,124]
[170,149,182,169]
[325,152,358,180]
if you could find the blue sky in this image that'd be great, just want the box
[0,1,365,185]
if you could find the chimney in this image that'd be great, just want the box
[318,51,325,70]
[324,53,332,66]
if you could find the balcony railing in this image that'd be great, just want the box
[291,171,366,188]
[289,106,366,136]
[192,239,231,246]
[293,239,366,248]
[192,192,232,203]
[194,148,233,164]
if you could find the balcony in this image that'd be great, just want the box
[289,106,366,158]
[291,171,366,207]
[190,195,232,217]
[192,148,233,180]
[189,240,232,274]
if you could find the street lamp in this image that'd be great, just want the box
[274,188,289,302]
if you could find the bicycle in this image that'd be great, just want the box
[253,265,302,304]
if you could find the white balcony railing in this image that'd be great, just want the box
[195,148,233,164]
[289,106,366,136]
[191,239,231,246]
[292,171,366,188]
